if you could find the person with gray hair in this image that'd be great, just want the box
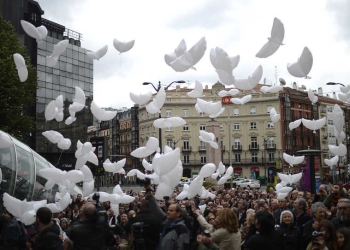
[292,198,312,234]
[303,202,327,249]
[331,198,350,229]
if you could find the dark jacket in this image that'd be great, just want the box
[159,219,190,250]
[276,223,302,250]
[294,211,312,234]
[33,222,63,250]
[244,229,283,250]
[65,219,105,250]
[236,210,246,227]
[331,216,350,230]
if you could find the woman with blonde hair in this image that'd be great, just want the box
[196,208,241,250]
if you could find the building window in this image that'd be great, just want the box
[199,112,205,117]
[166,139,173,148]
[183,124,189,131]
[183,140,189,150]
[305,104,308,110]
[201,155,206,164]
[269,152,275,162]
[298,103,301,108]
[250,106,256,115]
[250,122,257,129]
[141,113,144,120]
[251,137,258,149]
[233,123,240,130]
[327,107,333,113]
[200,141,206,150]
[199,124,206,130]
[327,119,333,125]
[234,138,240,149]
[235,153,241,163]
[267,105,272,113]
[166,109,172,117]
[166,127,172,131]
[219,124,223,130]
[252,153,258,163]
[267,138,275,148]
[305,112,309,119]
[184,155,189,164]
[233,107,239,116]
[182,109,188,117]
[267,122,274,128]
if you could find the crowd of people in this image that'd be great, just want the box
[1,181,350,250]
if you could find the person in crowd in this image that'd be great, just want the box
[314,185,328,203]
[62,238,74,250]
[60,218,69,232]
[70,194,83,209]
[71,205,80,223]
[244,211,283,250]
[64,209,73,224]
[65,203,106,250]
[303,202,327,248]
[32,207,63,250]
[331,198,350,229]
[336,227,350,250]
[236,199,247,227]
[324,183,348,209]
[274,198,291,225]
[276,210,301,250]
[306,220,338,250]
[293,198,312,234]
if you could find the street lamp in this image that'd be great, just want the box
[326,82,345,87]
[142,80,185,152]
[262,136,275,184]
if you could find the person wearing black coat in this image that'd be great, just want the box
[276,210,302,250]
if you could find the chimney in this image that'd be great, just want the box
[293,82,297,89]
[318,87,323,96]
[333,92,337,99]
[176,85,180,90]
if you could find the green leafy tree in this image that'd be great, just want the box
[0,14,37,139]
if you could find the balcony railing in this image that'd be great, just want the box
[266,144,276,150]
[198,146,206,151]
[320,108,327,113]
[322,135,328,140]
[232,145,242,151]
[183,160,207,165]
[182,146,192,152]
[249,144,259,150]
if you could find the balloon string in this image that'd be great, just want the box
[55,150,64,167]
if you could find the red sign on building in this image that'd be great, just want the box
[221,96,233,105]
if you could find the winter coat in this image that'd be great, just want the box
[276,223,302,250]
[159,219,190,250]
[33,222,63,250]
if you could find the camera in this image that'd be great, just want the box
[137,177,151,187]
[203,230,211,238]
[312,231,326,246]
[92,193,108,226]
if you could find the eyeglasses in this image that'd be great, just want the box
[338,206,350,210]
[209,218,215,220]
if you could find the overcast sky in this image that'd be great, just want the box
[36,0,350,108]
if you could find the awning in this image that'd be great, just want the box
[251,167,260,172]
[234,167,242,173]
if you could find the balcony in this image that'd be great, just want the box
[183,160,206,165]
[322,135,328,140]
[266,144,276,150]
[249,144,259,150]
[232,145,242,151]
[198,146,206,152]
[320,108,327,113]
[182,146,192,152]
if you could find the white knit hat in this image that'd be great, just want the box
[280,210,294,223]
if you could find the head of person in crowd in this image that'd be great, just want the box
[270,199,279,211]
[261,191,267,199]
[60,218,69,231]
[297,191,305,198]
[78,207,83,217]
[278,198,287,209]
[166,204,182,222]
[246,209,255,226]
[102,201,110,210]
[291,190,298,200]
[63,238,74,250]
[310,202,327,222]
[237,199,247,212]
[81,203,97,222]
[332,183,341,195]
[206,213,216,225]
[315,220,338,250]
[269,187,275,194]
[318,184,328,196]
[76,194,82,202]
[336,227,350,250]
[337,199,350,222]
[119,205,125,215]
[128,210,136,218]
[305,190,312,199]
[254,211,275,235]
[73,204,79,212]
[180,204,186,211]
[36,207,53,229]
[293,198,307,214]
[280,210,294,227]
[218,208,239,233]
[65,209,73,221]
[120,213,128,225]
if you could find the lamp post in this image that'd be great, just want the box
[326,82,345,87]
[262,136,275,184]
[142,80,185,152]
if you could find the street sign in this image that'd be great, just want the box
[221,96,232,105]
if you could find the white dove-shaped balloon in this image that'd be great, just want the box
[217,166,233,185]
[20,20,47,44]
[127,169,146,179]
[199,130,218,149]
[216,68,235,85]
[146,87,166,114]
[65,106,77,125]
[210,47,240,73]
[324,155,339,167]
[113,185,136,204]
[142,159,153,171]
[75,141,98,169]
[338,92,350,103]
[270,107,280,123]
[287,47,313,78]
[210,107,225,119]
[113,39,135,54]
[39,168,84,189]
[187,80,203,98]
[198,163,216,178]
[187,176,204,199]
[334,128,346,142]
[340,85,350,94]
[130,137,159,158]
[218,89,240,97]
[301,117,326,133]
[233,65,263,90]
[80,165,94,197]
[260,85,283,93]
[44,95,64,122]
[231,94,252,105]
[0,132,14,148]
[196,98,222,116]
[176,184,189,200]
[86,45,108,60]
[103,158,126,173]
[275,183,293,194]
[90,101,117,121]
[3,193,47,225]
[164,39,187,66]
[47,40,69,67]
[169,37,207,72]
[256,18,284,58]
[332,104,344,135]
[13,53,28,82]
[211,161,226,179]
[46,188,72,213]
[153,117,186,129]
[153,148,181,176]
[283,153,305,166]
[130,91,152,106]
[42,130,71,150]
[69,86,86,113]
[329,144,347,157]
[288,119,302,130]
[308,89,318,104]
[278,172,302,186]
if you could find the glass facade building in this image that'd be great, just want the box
[0,130,82,213]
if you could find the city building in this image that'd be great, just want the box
[1,0,94,170]
[138,82,282,181]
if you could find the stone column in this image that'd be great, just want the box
[206,120,221,167]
